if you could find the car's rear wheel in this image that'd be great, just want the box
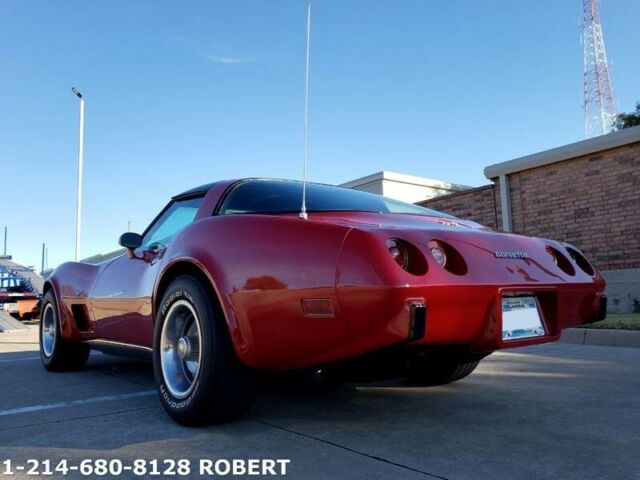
[403,350,485,386]
[154,275,257,426]
[39,290,90,371]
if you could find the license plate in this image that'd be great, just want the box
[501,296,545,341]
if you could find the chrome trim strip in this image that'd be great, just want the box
[85,339,152,352]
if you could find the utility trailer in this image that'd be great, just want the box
[0,259,42,320]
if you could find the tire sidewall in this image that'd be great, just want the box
[153,277,216,421]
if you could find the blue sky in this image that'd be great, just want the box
[2,0,638,269]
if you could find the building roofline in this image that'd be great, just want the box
[484,125,640,179]
[339,170,469,191]
[416,183,494,206]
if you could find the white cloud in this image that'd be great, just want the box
[169,34,282,66]
[202,53,259,64]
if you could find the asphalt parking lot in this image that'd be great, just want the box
[1,328,638,480]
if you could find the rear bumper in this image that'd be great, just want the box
[337,282,607,358]
[244,282,606,371]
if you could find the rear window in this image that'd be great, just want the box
[218,179,453,218]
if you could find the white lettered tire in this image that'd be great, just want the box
[153,275,257,425]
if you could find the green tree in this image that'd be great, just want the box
[614,102,640,130]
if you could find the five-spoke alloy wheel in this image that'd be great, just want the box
[160,300,203,399]
[41,303,56,358]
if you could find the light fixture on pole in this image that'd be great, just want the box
[71,87,84,262]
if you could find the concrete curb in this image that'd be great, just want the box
[560,328,640,348]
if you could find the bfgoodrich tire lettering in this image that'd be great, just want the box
[153,275,257,426]
[39,290,90,372]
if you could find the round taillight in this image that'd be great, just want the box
[428,239,467,275]
[565,246,595,276]
[429,241,447,267]
[385,238,428,275]
[387,239,408,270]
[546,246,575,276]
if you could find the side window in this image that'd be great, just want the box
[142,197,203,249]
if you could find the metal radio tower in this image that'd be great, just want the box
[582,0,616,138]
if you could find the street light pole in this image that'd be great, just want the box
[72,87,84,262]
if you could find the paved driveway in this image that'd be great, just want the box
[1,329,638,479]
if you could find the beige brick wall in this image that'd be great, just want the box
[419,141,640,272]
[507,142,640,270]
[419,185,498,229]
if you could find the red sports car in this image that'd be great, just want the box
[40,178,606,425]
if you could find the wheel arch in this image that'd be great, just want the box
[42,279,54,297]
[154,259,220,317]
[153,258,240,352]
[41,280,55,324]
[40,278,72,340]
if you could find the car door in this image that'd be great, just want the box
[90,196,203,347]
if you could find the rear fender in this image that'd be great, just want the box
[162,215,353,369]
[43,262,101,341]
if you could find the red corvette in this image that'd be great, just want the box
[40,178,606,425]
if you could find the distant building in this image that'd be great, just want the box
[339,171,469,204]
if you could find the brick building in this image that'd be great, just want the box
[419,125,640,313]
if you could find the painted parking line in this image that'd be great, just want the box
[0,390,156,417]
[0,352,110,364]
[0,356,41,363]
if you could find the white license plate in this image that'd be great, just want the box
[501,296,545,341]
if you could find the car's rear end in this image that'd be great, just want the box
[329,212,606,358]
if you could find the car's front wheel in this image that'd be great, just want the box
[153,275,257,426]
[39,290,90,371]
